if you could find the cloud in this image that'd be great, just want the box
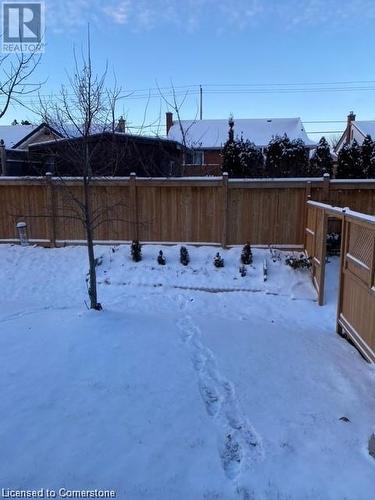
[102,1,130,25]
[46,0,375,34]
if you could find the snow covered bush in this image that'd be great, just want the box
[337,140,363,178]
[269,247,281,263]
[180,246,190,266]
[309,137,333,177]
[361,135,375,178]
[131,240,142,262]
[265,135,309,177]
[241,243,253,265]
[213,252,224,268]
[326,232,341,256]
[157,250,166,265]
[239,264,247,277]
[221,116,264,177]
[285,254,312,270]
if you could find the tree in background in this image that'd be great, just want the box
[0,52,41,121]
[361,135,375,178]
[309,137,333,177]
[368,152,375,179]
[265,135,308,177]
[337,139,363,178]
[222,137,264,177]
[285,138,309,177]
[222,117,264,177]
[264,135,288,177]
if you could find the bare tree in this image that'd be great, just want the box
[38,36,122,311]
[329,134,342,152]
[0,51,42,120]
[157,83,203,173]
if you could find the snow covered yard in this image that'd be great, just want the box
[1,244,375,499]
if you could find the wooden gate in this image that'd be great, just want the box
[337,211,375,362]
[305,201,375,362]
[304,202,329,305]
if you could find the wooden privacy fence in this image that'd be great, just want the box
[1,174,375,247]
[305,200,375,363]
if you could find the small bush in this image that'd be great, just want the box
[239,264,247,277]
[157,250,166,265]
[214,252,224,268]
[180,246,190,266]
[131,240,142,262]
[269,247,281,262]
[327,232,341,256]
[94,256,103,267]
[241,243,253,265]
[285,254,312,270]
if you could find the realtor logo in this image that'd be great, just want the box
[2,2,45,52]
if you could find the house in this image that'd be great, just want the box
[166,112,316,175]
[1,117,183,177]
[0,123,63,175]
[27,131,183,177]
[334,112,375,153]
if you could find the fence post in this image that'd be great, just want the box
[129,172,139,241]
[222,172,229,248]
[45,172,56,247]
[303,181,312,248]
[323,173,330,203]
[306,180,312,200]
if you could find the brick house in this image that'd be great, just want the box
[166,112,315,175]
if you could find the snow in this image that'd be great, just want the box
[0,124,38,148]
[353,121,375,142]
[167,118,316,149]
[1,244,375,499]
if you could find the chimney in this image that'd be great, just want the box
[346,111,356,144]
[116,116,126,133]
[166,112,173,135]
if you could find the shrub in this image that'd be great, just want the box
[241,243,253,265]
[326,233,341,256]
[214,252,224,268]
[131,240,142,262]
[157,250,166,265]
[180,246,190,266]
[239,265,247,277]
[285,254,312,270]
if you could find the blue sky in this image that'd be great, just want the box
[4,0,375,141]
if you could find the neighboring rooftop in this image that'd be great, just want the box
[167,117,316,148]
[352,121,375,138]
[0,124,38,148]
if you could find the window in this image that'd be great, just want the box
[184,150,204,165]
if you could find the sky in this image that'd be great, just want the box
[3,0,375,142]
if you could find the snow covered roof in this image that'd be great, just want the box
[0,125,38,148]
[167,118,316,148]
[352,121,375,139]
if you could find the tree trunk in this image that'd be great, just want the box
[86,222,101,310]
[83,166,101,310]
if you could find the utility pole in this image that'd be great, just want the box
[199,84,203,120]
[0,140,6,176]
